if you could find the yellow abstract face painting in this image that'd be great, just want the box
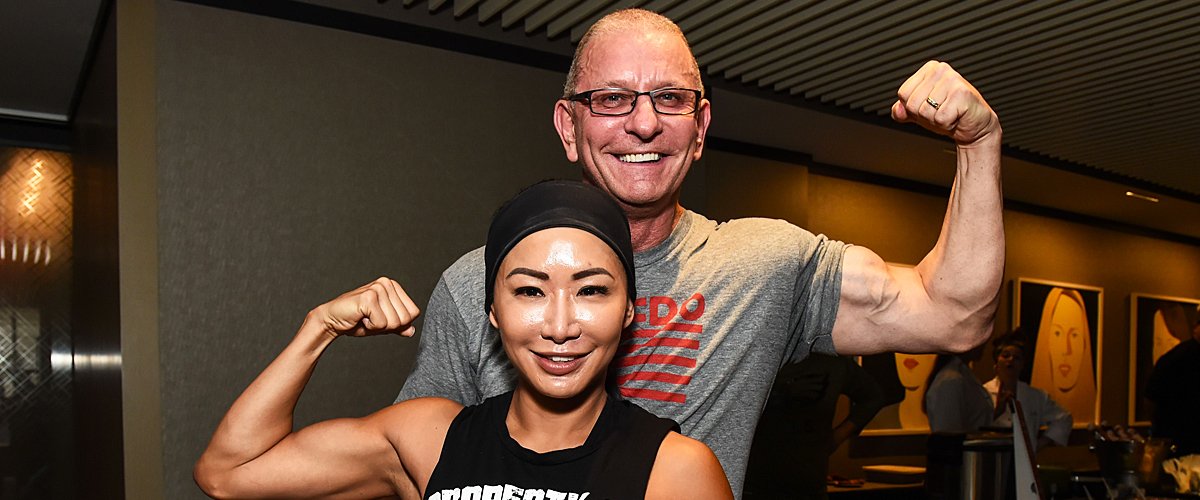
[894,352,936,429]
[1047,294,1086,391]
[1032,287,1096,424]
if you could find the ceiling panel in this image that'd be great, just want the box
[1,0,1195,241]
[386,0,1198,199]
[0,0,105,122]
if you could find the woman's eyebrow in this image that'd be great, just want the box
[507,267,549,280]
[572,268,613,280]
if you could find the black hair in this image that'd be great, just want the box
[484,179,636,312]
[992,327,1031,362]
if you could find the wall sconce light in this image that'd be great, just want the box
[19,159,44,217]
[0,237,51,265]
[1125,191,1160,203]
[1,157,55,266]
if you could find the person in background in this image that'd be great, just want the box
[194,181,732,499]
[398,8,1006,496]
[743,354,894,499]
[1152,303,1196,363]
[985,329,1072,451]
[1146,306,1200,456]
[924,346,993,433]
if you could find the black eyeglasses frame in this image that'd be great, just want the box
[566,87,703,116]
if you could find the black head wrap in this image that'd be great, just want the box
[485,180,635,312]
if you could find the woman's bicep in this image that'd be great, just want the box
[200,415,403,499]
[196,400,458,500]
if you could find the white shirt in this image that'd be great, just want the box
[984,377,1072,449]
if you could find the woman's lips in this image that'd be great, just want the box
[535,352,589,376]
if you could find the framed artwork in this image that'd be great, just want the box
[858,351,936,435]
[1013,278,1104,426]
[1128,294,1200,425]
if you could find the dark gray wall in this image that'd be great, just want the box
[154,2,579,497]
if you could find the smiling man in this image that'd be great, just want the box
[398,9,1005,497]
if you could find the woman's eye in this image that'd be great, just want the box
[579,285,610,297]
[515,286,543,297]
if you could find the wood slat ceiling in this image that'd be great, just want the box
[399,0,1200,199]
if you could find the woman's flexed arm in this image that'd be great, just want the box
[194,278,453,498]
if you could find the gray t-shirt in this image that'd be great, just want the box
[398,210,847,497]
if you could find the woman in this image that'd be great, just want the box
[194,180,732,499]
[1030,287,1096,425]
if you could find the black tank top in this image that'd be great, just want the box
[424,391,678,500]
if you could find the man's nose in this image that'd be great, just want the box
[543,293,582,344]
[624,94,663,140]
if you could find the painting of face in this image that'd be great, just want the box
[894,353,937,392]
[1018,279,1102,426]
[1152,310,1183,363]
[854,353,926,434]
[1046,294,1087,391]
[892,353,937,429]
[1130,295,1200,424]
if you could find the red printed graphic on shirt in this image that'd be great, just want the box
[618,293,705,404]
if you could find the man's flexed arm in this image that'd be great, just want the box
[833,61,1004,355]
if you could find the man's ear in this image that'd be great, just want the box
[488,305,499,329]
[553,100,581,163]
[624,298,635,328]
[692,98,713,162]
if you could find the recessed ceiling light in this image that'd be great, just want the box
[1125,191,1159,203]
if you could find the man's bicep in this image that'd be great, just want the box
[396,278,479,404]
[831,246,925,354]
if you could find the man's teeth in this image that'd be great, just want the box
[619,153,660,163]
[549,356,577,363]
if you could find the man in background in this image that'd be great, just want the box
[1146,307,1200,456]
[925,347,993,434]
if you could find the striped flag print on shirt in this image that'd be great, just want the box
[618,293,706,404]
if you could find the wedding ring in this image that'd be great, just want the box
[926,97,940,109]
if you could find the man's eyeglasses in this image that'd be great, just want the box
[567,88,702,116]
